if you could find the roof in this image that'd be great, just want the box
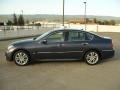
[53,28,84,32]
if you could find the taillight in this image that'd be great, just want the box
[111,40,113,49]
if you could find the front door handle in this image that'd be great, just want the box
[57,44,61,47]
[81,43,89,45]
[61,43,65,46]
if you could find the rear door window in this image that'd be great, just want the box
[68,31,86,41]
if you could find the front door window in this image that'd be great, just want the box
[46,31,64,43]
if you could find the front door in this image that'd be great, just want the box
[36,30,67,59]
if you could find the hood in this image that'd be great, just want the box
[12,38,34,46]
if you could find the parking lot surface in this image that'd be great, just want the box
[0,32,120,90]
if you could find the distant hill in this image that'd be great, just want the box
[0,14,120,23]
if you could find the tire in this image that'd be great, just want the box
[84,51,100,65]
[13,50,30,66]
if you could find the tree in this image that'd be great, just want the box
[103,20,109,25]
[93,18,97,23]
[18,14,25,26]
[7,20,13,26]
[26,20,29,25]
[109,20,116,25]
[86,18,89,23]
[96,19,116,25]
[13,13,18,25]
[97,21,103,25]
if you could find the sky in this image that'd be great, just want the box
[0,0,120,17]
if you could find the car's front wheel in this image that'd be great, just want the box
[84,51,100,65]
[13,50,30,66]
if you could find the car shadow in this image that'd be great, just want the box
[30,59,84,65]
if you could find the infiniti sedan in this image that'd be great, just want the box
[5,29,115,66]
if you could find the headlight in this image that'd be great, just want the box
[8,45,14,50]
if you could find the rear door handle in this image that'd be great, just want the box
[57,43,65,47]
[81,43,89,45]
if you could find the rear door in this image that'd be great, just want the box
[61,30,90,59]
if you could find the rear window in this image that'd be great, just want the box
[86,33,94,40]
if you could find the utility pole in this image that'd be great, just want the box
[63,0,65,27]
[84,1,87,30]
[21,10,23,15]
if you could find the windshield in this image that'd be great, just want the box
[35,31,51,40]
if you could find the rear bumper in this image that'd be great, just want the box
[101,50,115,59]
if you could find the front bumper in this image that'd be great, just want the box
[5,50,14,61]
[101,50,115,59]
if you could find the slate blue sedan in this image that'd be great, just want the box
[5,29,115,66]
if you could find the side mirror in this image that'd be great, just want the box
[33,37,37,40]
[41,40,47,44]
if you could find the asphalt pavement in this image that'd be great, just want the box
[0,32,120,90]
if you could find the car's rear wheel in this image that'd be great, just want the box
[84,51,100,65]
[13,50,30,66]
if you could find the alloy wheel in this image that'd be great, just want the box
[14,51,29,66]
[85,51,99,65]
